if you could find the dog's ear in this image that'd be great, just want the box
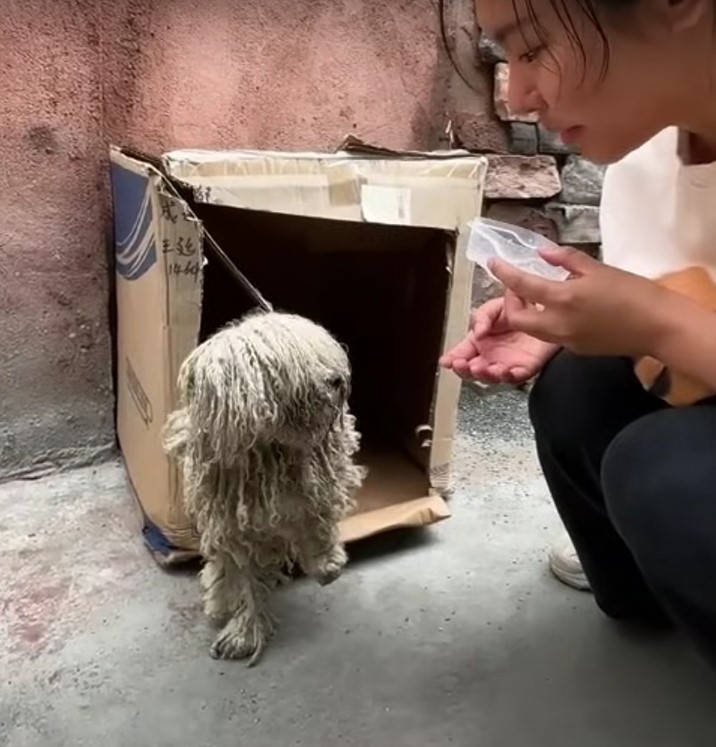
[176,351,197,404]
[162,354,199,461]
[181,346,281,464]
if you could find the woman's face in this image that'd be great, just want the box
[475,0,712,163]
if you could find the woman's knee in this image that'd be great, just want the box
[601,416,666,541]
[528,351,634,448]
[602,407,716,563]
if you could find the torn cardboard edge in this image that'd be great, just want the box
[109,140,487,566]
[337,134,473,159]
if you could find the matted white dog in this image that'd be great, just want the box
[163,311,366,665]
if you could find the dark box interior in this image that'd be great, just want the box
[190,199,453,504]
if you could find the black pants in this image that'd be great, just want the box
[529,350,716,667]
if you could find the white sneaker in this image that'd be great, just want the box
[549,534,590,591]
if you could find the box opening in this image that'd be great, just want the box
[188,198,452,515]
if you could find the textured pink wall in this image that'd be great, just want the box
[102,0,448,151]
[0,1,113,478]
[0,0,451,479]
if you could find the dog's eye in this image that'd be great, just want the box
[328,376,344,389]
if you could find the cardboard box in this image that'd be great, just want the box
[109,139,487,565]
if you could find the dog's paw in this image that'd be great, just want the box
[313,544,348,586]
[209,612,276,666]
[210,629,260,663]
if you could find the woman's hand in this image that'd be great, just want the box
[440,295,559,384]
[489,247,680,358]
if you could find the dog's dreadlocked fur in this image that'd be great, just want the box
[163,310,366,665]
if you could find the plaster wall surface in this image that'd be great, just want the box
[0,0,450,479]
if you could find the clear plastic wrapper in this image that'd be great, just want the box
[466,217,570,282]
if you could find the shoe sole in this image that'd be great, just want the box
[549,556,591,591]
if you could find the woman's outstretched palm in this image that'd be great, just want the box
[440,295,558,385]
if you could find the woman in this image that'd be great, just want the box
[441,0,716,668]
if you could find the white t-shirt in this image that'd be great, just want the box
[600,127,716,280]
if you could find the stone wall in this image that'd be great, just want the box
[444,15,605,308]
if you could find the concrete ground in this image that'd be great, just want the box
[2,388,716,747]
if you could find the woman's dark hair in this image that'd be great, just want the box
[439,0,641,86]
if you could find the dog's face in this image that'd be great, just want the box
[270,334,351,448]
[177,312,354,458]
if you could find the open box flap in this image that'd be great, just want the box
[340,495,451,544]
[160,145,487,231]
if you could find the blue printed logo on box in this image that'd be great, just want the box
[111,163,158,280]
